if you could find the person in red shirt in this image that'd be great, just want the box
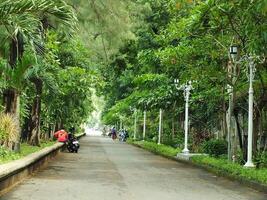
[54,129,68,142]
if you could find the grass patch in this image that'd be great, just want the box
[0,141,56,164]
[128,140,181,157]
[191,155,267,185]
[128,139,267,186]
[74,132,85,138]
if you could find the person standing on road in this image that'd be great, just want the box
[111,127,117,140]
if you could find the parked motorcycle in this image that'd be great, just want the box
[119,130,129,142]
[66,134,80,153]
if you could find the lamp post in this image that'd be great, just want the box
[244,57,255,167]
[226,84,233,161]
[158,108,162,145]
[134,108,137,140]
[227,45,238,162]
[174,79,193,154]
[119,118,122,130]
[143,110,146,141]
[229,45,256,168]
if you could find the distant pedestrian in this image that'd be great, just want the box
[111,127,117,140]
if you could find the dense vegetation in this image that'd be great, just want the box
[0,0,266,176]
[128,139,182,157]
[98,0,267,167]
[0,0,94,152]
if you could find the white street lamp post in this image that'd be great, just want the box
[183,85,190,154]
[143,110,146,141]
[227,84,233,161]
[134,109,137,140]
[244,58,256,167]
[158,108,162,145]
[174,79,193,154]
[120,118,122,130]
[229,46,257,167]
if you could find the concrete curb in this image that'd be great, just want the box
[75,132,86,138]
[0,133,86,196]
[0,142,64,181]
[129,142,267,193]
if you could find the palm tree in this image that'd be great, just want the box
[0,0,77,113]
[0,0,77,147]
[23,58,59,145]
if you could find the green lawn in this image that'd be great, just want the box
[128,140,181,157]
[128,139,267,186]
[191,155,267,185]
[0,141,56,164]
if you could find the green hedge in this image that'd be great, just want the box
[202,139,227,157]
[128,139,267,186]
[129,140,181,157]
[191,155,267,185]
[0,141,56,164]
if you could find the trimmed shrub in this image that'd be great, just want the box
[202,139,227,157]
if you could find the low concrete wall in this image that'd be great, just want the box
[0,143,64,195]
[0,133,86,196]
[75,132,86,138]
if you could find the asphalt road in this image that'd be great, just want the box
[1,135,266,200]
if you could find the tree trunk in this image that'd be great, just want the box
[242,112,248,162]
[2,33,24,151]
[3,33,23,114]
[253,107,260,153]
[3,89,19,114]
[172,117,175,140]
[233,109,243,149]
[28,79,43,146]
[21,108,32,142]
[222,94,227,139]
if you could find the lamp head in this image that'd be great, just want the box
[229,45,238,61]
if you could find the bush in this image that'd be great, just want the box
[133,141,181,157]
[235,149,246,165]
[0,146,20,163]
[255,151,267,168]
[191,155,267,185]
[162,133,184,148]
[0,141,56,164]
[202,139,227,157]
[0,113,20,149]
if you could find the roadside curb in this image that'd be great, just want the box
[75,132,86,138]
[129,142,267,193]
[0,133,86,196]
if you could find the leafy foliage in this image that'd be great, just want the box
[0,0,94,148]
[0,141,55,164]
[191,155,267,185]
[98,0,267,169]
[202,139,228,157]
[0,113,20,148]
[130,140,181,157]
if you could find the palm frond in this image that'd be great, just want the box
[1,53,35,90]
[0,0,77,30]
[0,0,77,55]
[24,59,59,94]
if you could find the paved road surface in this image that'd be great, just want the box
[1,135,266,200]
